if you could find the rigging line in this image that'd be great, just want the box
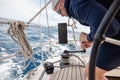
[71,26,78,49]
[45,0,52,58]
[37,0,42,24]
[0,51,20,62]
[39,24,44,64]
[38,0,44,64]
[67,18,78,49]
[0,21,40,27]
[23,57,37,70]
[27,0,53,24]
[0,21,8,24]
[71,17,77,29]
[71,17,78,50]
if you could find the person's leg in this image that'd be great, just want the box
[85,39,120,80]
[85,32,120,80]
[95,66,107,80]
[85,62,107,80]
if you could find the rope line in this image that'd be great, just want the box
[7,20,38,69]
[45,0,52,58]
[68,18,78,49]
[8,20,33,60]
[27,0,53,24]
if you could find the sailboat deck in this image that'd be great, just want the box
[25,53,120,80]
[42,54,88,80]
[50,66,85,80]
[25,53,89,80]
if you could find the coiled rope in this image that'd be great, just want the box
[8,21,33,60]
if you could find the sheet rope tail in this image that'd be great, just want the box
[8,20,33,60]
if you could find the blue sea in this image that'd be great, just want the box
[0,20,91,80]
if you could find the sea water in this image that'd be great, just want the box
[0,23,91,80]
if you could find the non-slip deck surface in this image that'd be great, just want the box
[50,55,86,80]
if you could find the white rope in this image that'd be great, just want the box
[0,21,9,25]
[45,0,52,58]
[37,0,44,65]
[27,0,53,24]
[68,18,89,68]
[68,18,78,50]
[72,17,77,29]
[8,20,33,60]
[7,20,38,69]
[0,51,20,62]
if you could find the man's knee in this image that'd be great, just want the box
[96,67,107,75]
[95,67,107,80]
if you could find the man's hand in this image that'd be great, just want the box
[79,32,92,50]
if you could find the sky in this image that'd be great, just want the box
[0,0,68,26]
[0,0,90,33]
